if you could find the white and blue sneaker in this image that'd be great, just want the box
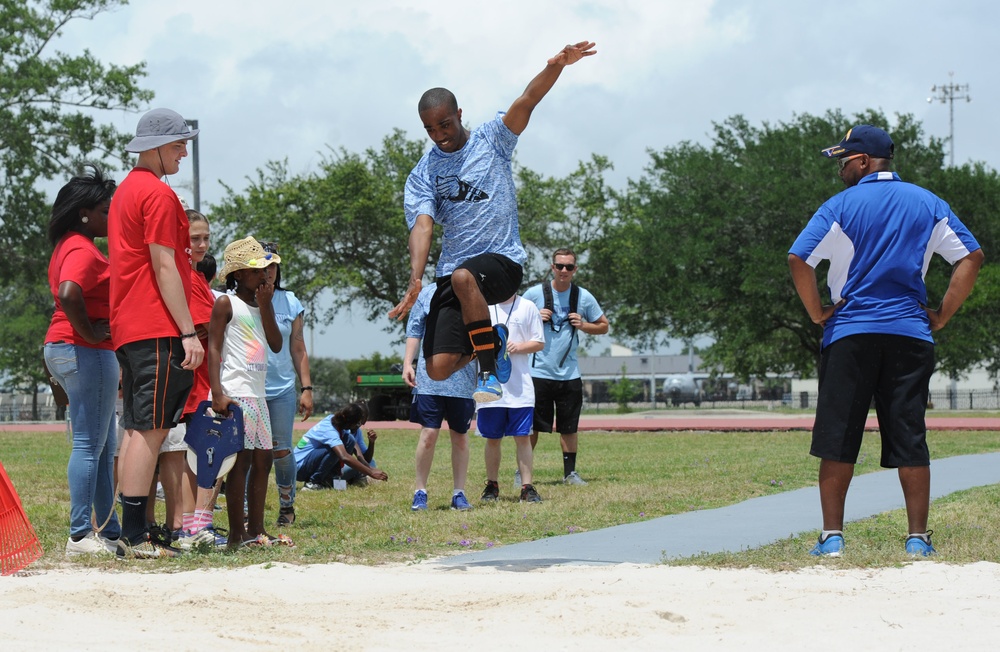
[191,526,228,551]
[494,324,511,383]
[411,490,428,511]
[450,491,472,511]
[905,531,936,556]
[809,532,844,557]
[473,372,503,403]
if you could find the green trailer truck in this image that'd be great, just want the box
[354,364,411,421]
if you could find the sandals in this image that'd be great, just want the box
[233,533,296,550]
[230,534,267,551]
[276,506,296,527]
[266,533,296,548]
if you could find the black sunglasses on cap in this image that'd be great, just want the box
[553,263,576,271]
[259,241,279,254]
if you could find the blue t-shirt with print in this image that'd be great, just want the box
[406,285,476,398]
[293,415,344,467]
[265,289,305,399]
[404,113,526,277]
[789,171,980,348]
[523,283,605,382]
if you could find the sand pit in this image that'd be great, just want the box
[2,560,997,649]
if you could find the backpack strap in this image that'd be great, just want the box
[533,282,581,368]
[533,283,553,367]
[542,282,554,327]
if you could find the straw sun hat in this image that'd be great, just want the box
[219,236,281,281]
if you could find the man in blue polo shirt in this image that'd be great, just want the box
[789,125,983,558]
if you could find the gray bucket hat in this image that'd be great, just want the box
[125,108,199,153]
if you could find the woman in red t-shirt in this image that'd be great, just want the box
[165,209,229,549]
[43,165,122,558]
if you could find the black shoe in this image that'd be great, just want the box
[519,484,542,503]
[277,506,295,527]
[481,480,500,502]
[147,522,174,546]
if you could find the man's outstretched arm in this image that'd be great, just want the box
[389,213,434,320]
[503,40,596,136]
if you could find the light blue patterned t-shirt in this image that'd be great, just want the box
[405,285,476,398]
[265,289,305,399]
[404,112,527,277]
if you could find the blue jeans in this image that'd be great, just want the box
[44,343,121,539]
[267,387,297,509]
[295,446,342,485]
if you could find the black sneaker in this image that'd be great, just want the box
[481,480,500,502]
[147,522,174,546]
[519,484,542,503]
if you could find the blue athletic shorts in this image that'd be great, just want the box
[476,406,533,439]
[409,394,475,434]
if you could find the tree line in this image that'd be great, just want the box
[4,1,999,405]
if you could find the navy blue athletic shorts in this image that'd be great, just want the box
[409,394,476,434]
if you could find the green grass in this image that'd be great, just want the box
[2,428,998,571]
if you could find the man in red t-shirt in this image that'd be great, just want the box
[109,108,203,558]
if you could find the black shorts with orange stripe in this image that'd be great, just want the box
[116,337,194,431]
[423,253,523,359]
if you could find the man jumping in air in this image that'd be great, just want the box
[389,41,597,404]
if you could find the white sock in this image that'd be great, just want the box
[453,489,464,497]
[908,532,930,542]
[821,529,843,540]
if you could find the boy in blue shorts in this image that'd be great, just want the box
[404,285,477,511]
[478,294,545,503]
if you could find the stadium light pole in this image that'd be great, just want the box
[927,73,971,167]
[185,119,201,211]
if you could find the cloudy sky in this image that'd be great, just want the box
[53,0,995,359]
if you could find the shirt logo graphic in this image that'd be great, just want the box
[436,175,489,203]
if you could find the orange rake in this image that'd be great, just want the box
[0,461,43,576]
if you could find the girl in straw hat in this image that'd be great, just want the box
[208,236,292,548]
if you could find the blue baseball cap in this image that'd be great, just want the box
[821,125,894,159]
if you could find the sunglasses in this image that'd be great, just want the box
[837,153,865,172]
[553,263,577,271]
[259,241,279,254]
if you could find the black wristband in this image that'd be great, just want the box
[300,386,313,392]
[180,332,197,340]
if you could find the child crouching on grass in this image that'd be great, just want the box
[295,401,389,490]
[209,236,293,549]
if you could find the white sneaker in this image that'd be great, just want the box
[514,469,522,490]
[65,533,112,557]
[563,471,588,486]
[97,535,120,554]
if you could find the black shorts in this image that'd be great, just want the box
[532,377,584,435]
[423,253,523,359]
[116,338,194,432]
[811,333,934,468]
[409,394,476,434]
